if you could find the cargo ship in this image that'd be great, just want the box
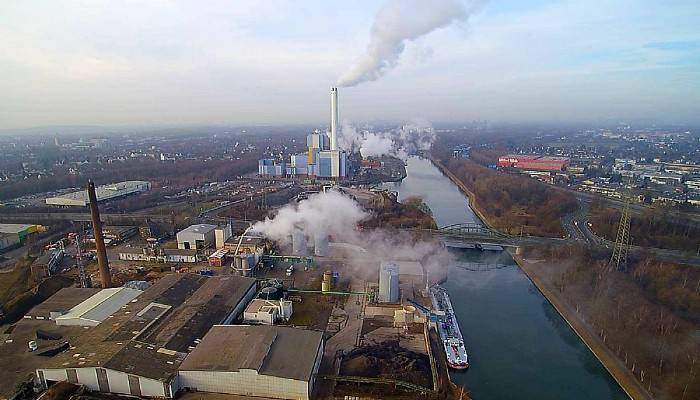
[430,285,469,369]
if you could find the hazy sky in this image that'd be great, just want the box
[1,0,699,129]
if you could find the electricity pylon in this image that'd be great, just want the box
[609,196,632,271]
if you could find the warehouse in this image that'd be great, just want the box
[497,154,569,172]
[45,181,151,207]
[177,224,217,250]
[178,325,324,400]
[54,287,143,327]
[36,274,257,398]
[0,223,43,247]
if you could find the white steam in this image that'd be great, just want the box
[251,190,452,282]
[337,0,471,87]
[251,190,368,244]
[339,119,436,159]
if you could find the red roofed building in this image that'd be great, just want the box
[497,154,569,172]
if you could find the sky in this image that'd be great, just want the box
[1,0,699,130]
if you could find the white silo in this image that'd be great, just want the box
[291,227,307,256]
[378,262,399,303]
[314,232,330,257]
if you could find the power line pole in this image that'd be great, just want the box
[609,197,631,271]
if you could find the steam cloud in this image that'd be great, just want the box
[339,119,436,159]
[251,189,452,282]
[337,0,471,87]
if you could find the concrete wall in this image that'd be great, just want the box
[178,369,310,400]
[38,368,168,398]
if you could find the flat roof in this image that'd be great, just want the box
[178,224,217,235]
[39,274,256,381]
[26,287,102,318]
[0,224,33,234]
[55,287,142,326]
[180,325,323,382]
[45,181,150,205]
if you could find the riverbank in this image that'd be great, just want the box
[428,156,491,229]
[511,253,653,400]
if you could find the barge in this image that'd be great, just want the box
[430,285,469,369]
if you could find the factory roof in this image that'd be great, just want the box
[24,287,102,319]
[55,287,143,326]
[39,274,256,381]
[178,224,217,235]
[45,181,150,206]
[179,325,323,382]
[0,223,34,234]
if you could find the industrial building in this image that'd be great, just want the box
[259,88,347,180]
[378,262,400,303]
[243,299,293,325]
[54,287,143,327]
[178,325,324,400]
[378,261,425,303]
[497,154,569,172]
[45,181,151,206]
[36,274,257,398]
[177,224,217,250]
[31,250,64,280]
[0,224,43,250]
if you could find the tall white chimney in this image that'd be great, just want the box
[330,87,339,150]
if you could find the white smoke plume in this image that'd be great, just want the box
[251,190,453,282]
[251,190,368,244]
[339,118,436,159]
[337,0,472,87]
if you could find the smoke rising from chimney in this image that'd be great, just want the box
[339,119,436,159]
[337,0,472,87]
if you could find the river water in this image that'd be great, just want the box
[382,157,628,400]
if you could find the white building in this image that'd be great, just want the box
[178,325,324,400]
[214,224,232,249]
[177,224,217,250]
[243,299,293,325]
[45,181,151,207]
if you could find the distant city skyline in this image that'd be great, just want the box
[1,0,699,130]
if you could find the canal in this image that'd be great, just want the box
[382,157,628,400]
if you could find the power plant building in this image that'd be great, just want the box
[45,181,151,206]
[36,274,257,398]
[258,88,347,179]
[177,325,324,400]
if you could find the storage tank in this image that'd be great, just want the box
[314,232,329,257]
[322,270,333,293]
[378,262,399,303]
[291,227,307,256]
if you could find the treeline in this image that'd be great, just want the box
[524,245,700,399]
[444,159,577,237]
[590,201,700,252]
[362,195,437,230]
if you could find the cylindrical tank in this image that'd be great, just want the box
[378,262,399,303]
[292,228,307,256]
[314,232,329,257]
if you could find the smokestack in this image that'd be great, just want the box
[330,87,339,150]
[87,180,112,288]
